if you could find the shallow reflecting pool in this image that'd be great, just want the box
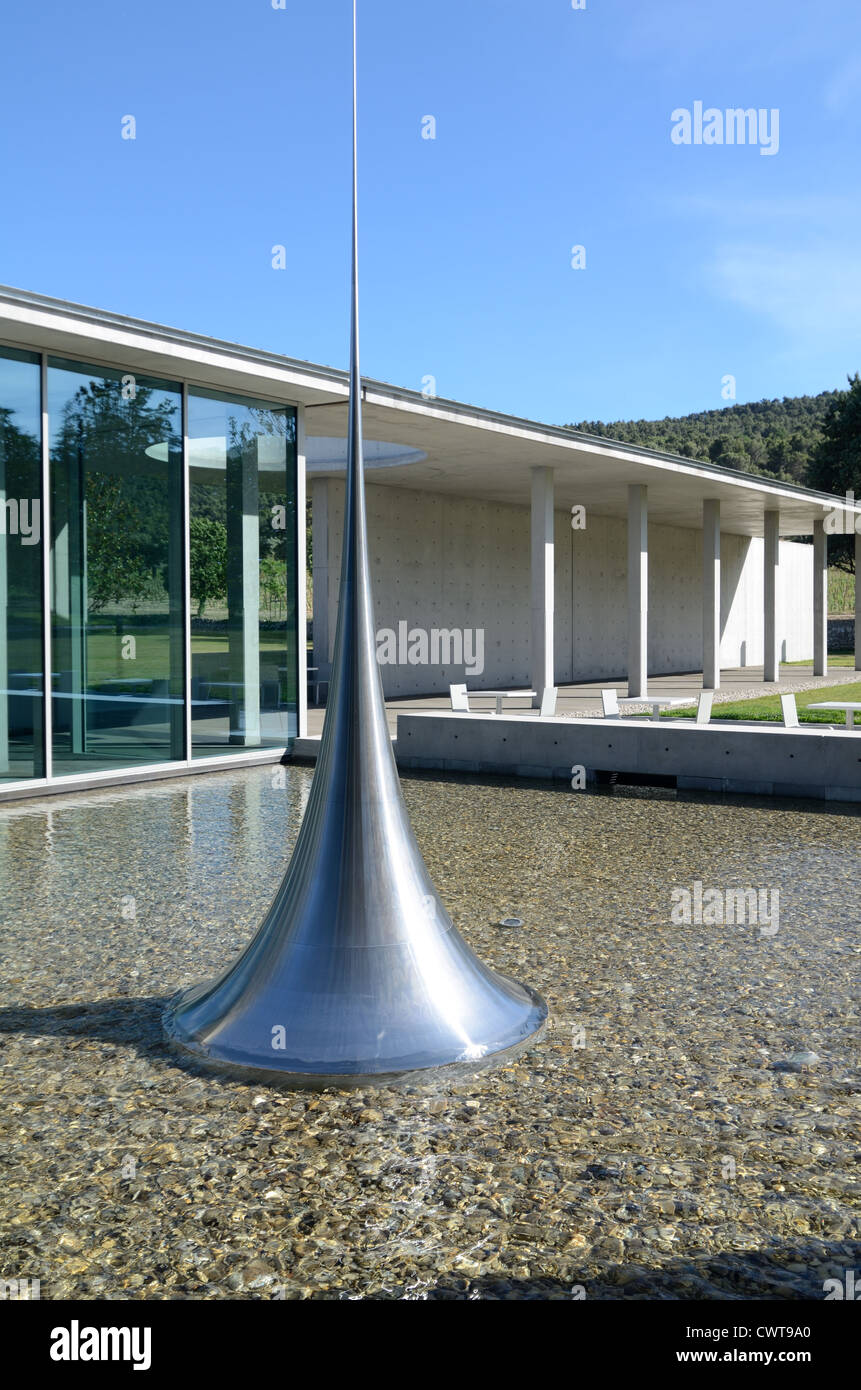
[0,767,858,1299]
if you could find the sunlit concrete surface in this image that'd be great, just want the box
[395,714,861,803]
[304,665,850,739]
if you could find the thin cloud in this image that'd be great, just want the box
[668,192,858,227]
[824,55,861,114]
[711,240,861,347]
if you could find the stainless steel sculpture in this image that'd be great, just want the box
[163,0,547,1087]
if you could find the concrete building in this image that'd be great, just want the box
[0,285,856,801]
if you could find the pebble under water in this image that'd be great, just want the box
[0,765,858,1300]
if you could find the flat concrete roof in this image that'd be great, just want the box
[0,284,854,538]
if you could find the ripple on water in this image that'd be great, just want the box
[0,766,858,1300]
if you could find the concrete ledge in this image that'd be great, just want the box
[0,748,287,804]
[292,736,323,759]
[394,712,861,802]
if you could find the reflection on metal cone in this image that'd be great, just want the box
[162,1,546,1088]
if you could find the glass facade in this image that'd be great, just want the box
[189,389,298,757]
[49,360,185,774]
[0,348,44,781]
[0,346,298,790]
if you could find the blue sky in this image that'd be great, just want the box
[1,0,859,424]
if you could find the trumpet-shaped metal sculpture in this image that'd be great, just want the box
[163,1,546,1087]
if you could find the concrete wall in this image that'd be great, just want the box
[395,712,861,803]
[313,480,815,697]
[719,533,813,669]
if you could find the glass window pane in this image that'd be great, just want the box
[0,347,44,781]
[48,359,184,774]
[188,389,297,757]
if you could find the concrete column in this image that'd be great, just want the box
[856,532,861,673]
[627,484,648,698]
[226,438,260,746]
[763,510,780,682]
[702,499,721,690]
[311,478,331,698]
[530,466,554,704]
[813,518,828,678]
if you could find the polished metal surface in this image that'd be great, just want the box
[163,0,547,1087]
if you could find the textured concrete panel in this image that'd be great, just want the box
[313,480,816,698]
[396,712,861,802]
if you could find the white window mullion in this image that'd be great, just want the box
[40,352,53,781]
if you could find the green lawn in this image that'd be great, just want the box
[783,653,856,669]
[659,679,861,723]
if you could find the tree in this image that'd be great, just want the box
[189,516,227,617]
[569,389,840,487]
[808,374,861,573]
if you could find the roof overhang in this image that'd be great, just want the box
[0,285,855,538]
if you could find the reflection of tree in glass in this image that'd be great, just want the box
[0,407,41,613]
[85,473,153,612]
[54,378,181,611]
[0,406,39,490]
[189,516,227,617]
[259,552,286,620]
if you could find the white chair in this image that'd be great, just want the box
[601,689,620,719]
[539,687,557,717]
[696,691,714,725]
[780,693,799,728]
[449,683,470,712]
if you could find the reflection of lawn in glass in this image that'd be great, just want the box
[7,629,296,703]
[191,635,296,704]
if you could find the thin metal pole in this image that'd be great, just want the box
[163,1,546,1087]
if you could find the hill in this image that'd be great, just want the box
[569,392,840,488]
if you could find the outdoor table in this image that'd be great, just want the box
[469,689,536,716]
[286,664,323,703]
[806,701,861,729]
[618,696,696,722]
